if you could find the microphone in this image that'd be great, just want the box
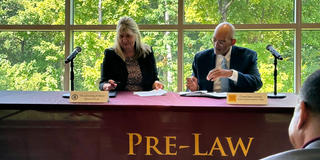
[65,47,82,64]
[266,45,283,60]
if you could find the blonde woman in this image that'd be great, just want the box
[99,16,163,91]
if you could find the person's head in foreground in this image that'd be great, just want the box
[262,69,320,160]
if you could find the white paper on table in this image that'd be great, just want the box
[133,89,167,96]
[178,91,227,98]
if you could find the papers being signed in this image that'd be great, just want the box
[179,91,227,98]
[133,89,167,96]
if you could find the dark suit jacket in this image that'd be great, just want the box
[99,48,159,91]
[192,46,262,92]
[261,140,320,160]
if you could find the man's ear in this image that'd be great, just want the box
[231,39,236,45]
[298,101,309,129]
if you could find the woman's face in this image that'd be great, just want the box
[119,29,136,51]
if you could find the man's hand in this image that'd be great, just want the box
[207,69,233,81]
[102,79,118,91]
[186,76,199,91]
[152,81,164,90]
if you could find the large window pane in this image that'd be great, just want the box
[145,32,178,91]
[0,31,65,91]
[72,32,112,91]
[302,31,320,83]
[185,0,294,24]
[184,31,294,93]
[74,0,178,25]
[302,0,320,23]
[0,0,65,25]
[73,31,178,91]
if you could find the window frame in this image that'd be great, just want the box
[0,0,319,92]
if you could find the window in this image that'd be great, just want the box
[302,0,320,23]
[185,0,294,24]
[0,0,319,92]
[183,31,295,92]
[0,31,64,90]
[302,31,320,83]
[74,0,178,25]
[0,0,65,25]
[73,31,178,91]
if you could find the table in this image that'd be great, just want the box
[0,91,297,160]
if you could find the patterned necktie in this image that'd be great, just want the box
[220,57,229,92]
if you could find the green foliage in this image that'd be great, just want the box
[0,0,23,24]
[185,0,294,24]
[0,58,58,90]
[2,0,64,25]
[301,31,320,82]
[74,0,178,25]
[302,0,320,23]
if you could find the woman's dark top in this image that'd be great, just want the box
[99,47,160,91]
[124,57,143,91]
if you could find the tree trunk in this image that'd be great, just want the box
[98,0,102,39]
[164,0,173,88]
[218,0,234,22]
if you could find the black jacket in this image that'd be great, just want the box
[192,46,262,92]
[99,48,159,91]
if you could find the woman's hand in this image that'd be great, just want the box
[102,80,118,91]
[152,81,164,90]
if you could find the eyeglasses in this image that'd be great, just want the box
[211,38,232,46]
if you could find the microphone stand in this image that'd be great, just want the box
[62,46,82,98]
[62,59,75,98]
[268,57,286,98]
[70,59,75,91]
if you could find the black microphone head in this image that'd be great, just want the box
[266,44,283,60]
[65,47,82,64]
[75,46,82,52]
[266,44,272,50]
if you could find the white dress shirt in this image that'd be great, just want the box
[213,47,238,92]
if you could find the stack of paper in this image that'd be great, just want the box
[179,91,227,98]
[133,89,167,96]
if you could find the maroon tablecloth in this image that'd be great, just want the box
[0,91,297,111]
[0,91,297,160]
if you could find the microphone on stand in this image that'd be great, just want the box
[65,46,82,64]
[266,44,286,98]
[266,45,283,60]
[63,46,82,98]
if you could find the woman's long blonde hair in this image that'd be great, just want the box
[114,16,151,60]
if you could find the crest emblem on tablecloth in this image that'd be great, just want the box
[71,94,78,100]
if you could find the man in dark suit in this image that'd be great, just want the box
[186,22,262,92]
[261,69,320,160]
